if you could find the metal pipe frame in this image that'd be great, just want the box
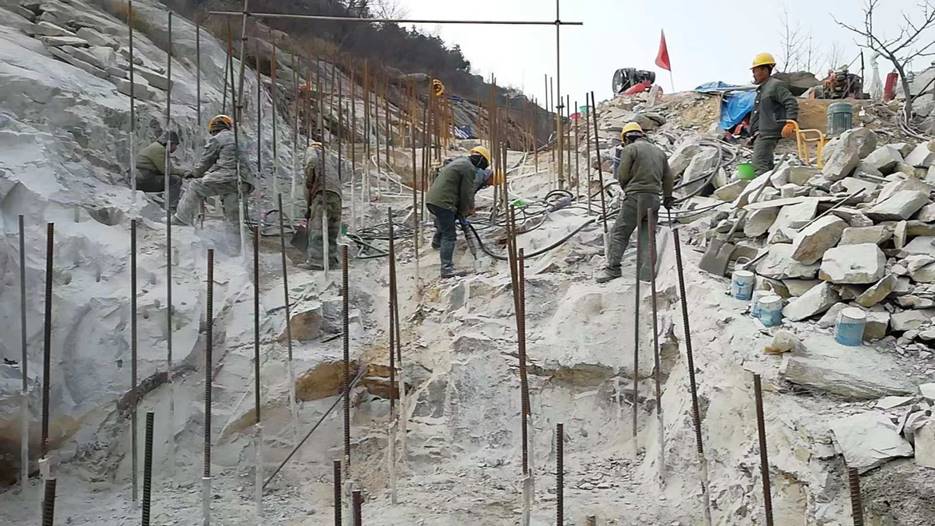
[208,10,582,25]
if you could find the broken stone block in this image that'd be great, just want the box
[791,215,847,264]
[907,222,935,237]
[866,190,930,221]
[900,237,935,257]
[28,20,74,37]
[916,421,935,469]
[897,295,935,308]
[831,207,874,228]
[39,35,89,47]
[861,145,904,174]
[788,166,819,185]
[782,279,823,297]
[758,244,820,280]
[877,177,930,203]
[818,303,849,328]
[877,396,914,410]
[855,274,897,307]
[905,255,935,283]
[904,140,935,168]
[48,46,108,80]
[917,203,935,223]
[764,330,803,354]
[115,77,158,101]
[743,207,778,237]
[822,131,866,182]
[668,142,702,175]
[839,225,892,245]
[851,127,880,158]
[864,310,890,341]
[890,309,935,332]
[283,300,323,341]
[782,281,840,321]
[755,187,781,203]
[818,244,886,284]
[135,65,172,91]
[894,221,908,249]
[829,413,913,473]
[921,383,935,400]
[713,179,747,202]
[75,27,118,49]
[781,333,912,398]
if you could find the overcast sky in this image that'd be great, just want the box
[396,0,934,108]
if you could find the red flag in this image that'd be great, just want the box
[655,30,671,71]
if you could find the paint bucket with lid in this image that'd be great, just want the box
[834,307,866,346]
[758,295,783,327]
[731,269,755,301]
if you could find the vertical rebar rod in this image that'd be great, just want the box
[128,0,136,200]
[666,207,712,525]
[196,22,201,129]
[848,467,864,526]
[252,226,261,422]
[164,10,176,474]
[41,478,56,526]
[589,92,608,233]
[631,199,641,448]
[556,0,563,190]
[573,99,579,195]
[271,39,278,201]
[350,67,357,232]
[41,222,53,459]
[232,4,247,259]
[384,82,391,172]
[142,411,154,526]
[388,208,397,417]
[647,208,666,482]
[18,215,29,490]
[130,219,139,503]
[291,53,299,220]
[548,75,554,165]
[556,422,564,525]
[222,25,232,114]
[333,460,342,526]
[363,60,371,201]
[753,373,774,526]
[256,42,262,199]
[236,0,249,122]
[342,245,351,476]
[352,489,363,525]
[204,249,214,526]
[277,194,299,435]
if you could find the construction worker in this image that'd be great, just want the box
[749,52,799,175]
[135,131,187,209]
[301,141,342,270]
[596,122,674,284]
[172,115,255,226]
[425,145,491,278]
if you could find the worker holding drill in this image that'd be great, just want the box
[596,122,674,284]
[749,52,799,175]
[425,145,492,278]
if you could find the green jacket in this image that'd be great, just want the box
[751,76,799,139]
[615,139,674,197]
[136,141,185,176]
[425,156,476,216]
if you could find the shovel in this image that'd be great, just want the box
[699,177,772,276]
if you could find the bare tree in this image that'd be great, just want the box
[834,0,935,121]
[777,5,806,71]
[370,0,408,19]
[824,42,846,75]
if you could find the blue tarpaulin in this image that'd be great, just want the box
[694,82,756,130]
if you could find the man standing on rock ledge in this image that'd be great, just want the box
[135,131,187,210]
[301,140,341,270]
[595,122,674,284]
[749,52,799,175]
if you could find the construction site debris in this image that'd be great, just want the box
[829,413,914,473]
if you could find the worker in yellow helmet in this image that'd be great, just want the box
[596,122,674,284]
[425,145,492,278]
[301,140,342,270]
[749,53,799,175]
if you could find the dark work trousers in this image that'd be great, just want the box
[752,136,779,175]
[606,192,659,281]
[136,168,183,209]
[427,203,457,275]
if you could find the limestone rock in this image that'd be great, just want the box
[788,166,820,185]
[829,413,913,473]
[866,190,930,221]
[764,330,803,354]
[877,177,930,204]
[831,207,874,228]
[891,309,935,331]
[850,127,880,158]
[758,244,820,280]
[839,225,892,245]
[836,177,878,197]
[790,215,847,264]
[28,21,75,37]
[904,140,935,168]
[861,145,904,174]
[782,281,840,321]
[818,244,886,284]
[818,303,849,328]
[743,207,778,237]
[48,46,108,80]
[781,333,913,399]
[916,422,935,469]
[864,310,890,341]
[713,179,746,202]
[135,65,172,91]
[822,128,876,182]
[921,383,935,400]
[39,35,89,47]
[900,237,935,257]
[917,203,935,222]
[782,279,823,297]
[668,142,702,175]
[75,27,118,49]
[905,255,935,283]
[855,274,897,307]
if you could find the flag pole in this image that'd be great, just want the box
[669,71,675,93]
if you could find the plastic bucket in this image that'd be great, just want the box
[758,295,783,327]
[827,102,854,136]
[736,163,756,181]
[731,270,755,300]
[752,289,771,318]
[834,307,866,346]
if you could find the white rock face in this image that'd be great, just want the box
[904,140,935,167]
[866,190,930,221]
[829,413,913,473]
[782,281,840,321]
[790,215,847,264]
[891,309,935,331]
[757,243,820,280]
[839,225,892,245]
[818,243,886,284]
[861,145,904,174]
[916,422,935,469]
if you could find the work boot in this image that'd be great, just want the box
[298,260,324,271]
[440,267,469,279]
[595,266,622,284]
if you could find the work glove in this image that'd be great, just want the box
[183,170,196,179]
[781,122,797,139]
[663,196,675,210]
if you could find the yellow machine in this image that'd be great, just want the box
[786,120,826,169]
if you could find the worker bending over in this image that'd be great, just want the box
[750,52,799,175]
[173,115,255,226]
[425,145,492,278]
[302,141,342,270]
[596,122,674,284]
[135,131,187,209]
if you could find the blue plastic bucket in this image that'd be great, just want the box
[752,289,770,318]
[758,295,783,327]
[834,307,866,346]
[731,270,755,301]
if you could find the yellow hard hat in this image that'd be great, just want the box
[208,114,233,133]
[620,122,644,138]
[470,145,491,164]
[432,79,445,97]
[751,52,776,69]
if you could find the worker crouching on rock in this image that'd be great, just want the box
[301,141,342,270]
[749,52,799,175]
[425,145,492,278]
[595,122,674,284]
[173,114,255,226]
[135,130,187,209]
